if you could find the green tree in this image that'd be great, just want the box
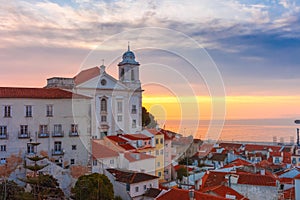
[176,166,188,181]
[20,141,64,199]
[142,107,158,128]
[72,173,114,200]
[0,180,29,200]
[114,196,123,200]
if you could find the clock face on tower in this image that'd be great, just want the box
[101,79,107,86]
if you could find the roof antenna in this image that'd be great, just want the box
[128,41,130,51]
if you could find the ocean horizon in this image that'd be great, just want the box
[159,118,299,143]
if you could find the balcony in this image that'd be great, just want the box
[18,132,30,139]
[51,149,64,156]
[52,131,64,137]
[0,133,8,139]
[38,131,50,138]
[69,131,79,137]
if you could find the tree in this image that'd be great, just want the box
[142,107,158,128]
[176,166,188,181]
[20,141,64,199]
[72,173,114,200]
[0,180,28,200]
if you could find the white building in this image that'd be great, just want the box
[47,46,143,138]
[0,87,91,168]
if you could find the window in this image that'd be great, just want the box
[131,105,137,114]
[54,141,62,152]
[131,69,134,81]
[144,185,147,190]
[20,125,28,134]
[72,145,77,150]
[0,158,6,164]
[117,115,122,122]
[110,159,114,164]
[70,159,75,165]
[101,115,107,122]
[120,68,125,80]
[156,139,159,145]
[25,105,32,117]
[101,98,107,112]
[135,186,139,192]
[54,124,62,134]
[132,119,136,128]
[156,150,159,156]
[93,159,97,166]
[165,143,168,147]
[71,124,78,133]
[157,162,160,167]
[148,141,151,145]
[0,145,6,152]
[160,149,163,155]
[160,138,163,144]
[27,144,34,154]
[0,126,7,138]
[39,125,48,134]
[4,105,11,117]
[46,105,53,117]
[158,172,161,177]
[117,101,122,113]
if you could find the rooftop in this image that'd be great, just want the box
[124,152,155,162]
[0,87,90,99]
[107,168,158,184]
[92,140,119,159]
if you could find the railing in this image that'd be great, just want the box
[51,149,64,156]
[52,131,64,137]
[0,133,8,139]
[69,131,79,137]
[38,131,50,138]
[18,131,30,139]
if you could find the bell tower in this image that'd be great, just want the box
[118,44,140,89]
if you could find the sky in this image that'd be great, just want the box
[1,0,300,127]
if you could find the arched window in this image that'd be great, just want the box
[101,98,107,112]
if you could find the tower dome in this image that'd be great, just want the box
[118,44,139,66]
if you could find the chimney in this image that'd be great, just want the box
[297,128,300,146]
[189,189,194,200]
[260,169,265,175]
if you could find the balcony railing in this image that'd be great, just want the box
[51,149,64,156]
[18,132,30,139]
[52,131,64,137]
[69,131,79,137]
[0,133,8,139]
[38,131,50,138]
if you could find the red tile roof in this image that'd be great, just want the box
[121,133,151,141]
[119,143,136,151]
[244,144,281,152]
[174,165,193,172]
[156,188,227,200]
[107,168,158,183]
[106,135,128,144]
[196,143,214,157]
[144,188,162,198]
[0,87,90,99]
[283,187,295,200]
[201,185,249,200]
[124,152,155,162]
[74,67,100,85]
[201,170,278,189]
[222,158,251,169]
[92,141,119,159]
[145,128,163,135]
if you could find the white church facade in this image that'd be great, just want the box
[0,46,143,169]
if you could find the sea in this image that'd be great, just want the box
[159,118,299,144]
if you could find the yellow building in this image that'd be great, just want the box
[142,129,165,180]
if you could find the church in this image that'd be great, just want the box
[0,46,142,168]
[46,45,143,138]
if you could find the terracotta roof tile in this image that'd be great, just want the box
[121,133,151,141]
[157,188,227,200]
[0,87,90,99]
[107,168,158,183]
[92,140,119,159]
[201,185,249,200]
[74,67,100,85]
[143,188,162,198]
